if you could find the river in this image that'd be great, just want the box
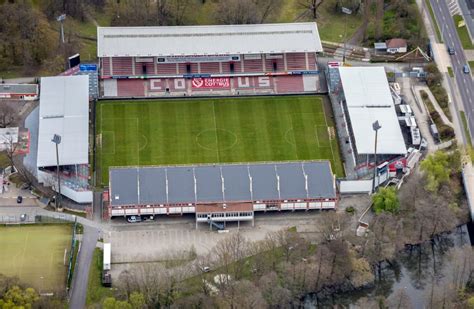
[306,223,474,308]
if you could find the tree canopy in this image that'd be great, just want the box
[372,187,399,214]
[420,150,452,192]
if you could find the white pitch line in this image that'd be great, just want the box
[321,102,337,165]
[211,101,220,162]
[314,126,320,147]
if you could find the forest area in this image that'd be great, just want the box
[0,0,426,78]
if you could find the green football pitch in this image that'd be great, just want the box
[0,225,72,292]
[96,95,344,186]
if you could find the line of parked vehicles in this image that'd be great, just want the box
[447,46,470,74]
[126,215,154,223]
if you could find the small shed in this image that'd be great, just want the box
[386,38,408,54]
[374,42,387,52]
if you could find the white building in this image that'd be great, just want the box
[35,75,92,203]
[337,67,407,165]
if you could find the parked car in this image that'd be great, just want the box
[448,47,455,55]
[463,64,471,74]
[127,215,142,223]
[16,196,23,204]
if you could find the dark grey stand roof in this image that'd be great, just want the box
[109,161,336,207]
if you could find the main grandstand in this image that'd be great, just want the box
[97,23,323,97]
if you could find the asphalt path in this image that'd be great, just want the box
[430,0,474,144]
[69,225,100,309]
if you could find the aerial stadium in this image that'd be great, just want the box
[94,22,341,224]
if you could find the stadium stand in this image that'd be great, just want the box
[98,23,323,98]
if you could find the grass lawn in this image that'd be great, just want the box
[460,111,472,147]
[0,224,72,292]
[425,0,442,43]
[453,15,474,49]
[314,0,362,43]
[448,66,454,77]
[96,96,344,186]
[470,61,474,70]
[86,248,113,306]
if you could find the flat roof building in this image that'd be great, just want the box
[0,84,38,100]
[338,67,407,156]
[97,23,324,98]
[34,75,92,203]
[97,23,323,57]
[107,161,337,226]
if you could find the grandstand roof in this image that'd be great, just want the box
[109,161,336,207]
[339,67,407,155]
[97,23,323,57]
[37,76,89,167]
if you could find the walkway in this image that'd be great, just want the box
[413,85,454,128]
[462,160,474,220]
[69,225,100,309]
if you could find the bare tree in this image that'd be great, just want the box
[374,0,384,40]
[258,272,292,307]
[299,0,324,19]
[0,105,16,128]
[256,0,283,23]
[215,0,259,24]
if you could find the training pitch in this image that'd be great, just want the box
[0,225,72,292]
[96,95,343,185]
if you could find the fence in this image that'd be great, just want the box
[0,213,74,224]
[66,218,78,291]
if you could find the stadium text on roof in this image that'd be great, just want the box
[97,22,324,98]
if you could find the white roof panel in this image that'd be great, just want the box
[339,67,393,107]
[339,67,406,155]
[347,107,407,155]
[97,23,323,57]
[37,76,89,167]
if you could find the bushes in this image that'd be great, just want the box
[424,63,452,120]
[439,124,455,140]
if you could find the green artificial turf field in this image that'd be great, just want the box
[0,224,72,292]
[96,96,344,185]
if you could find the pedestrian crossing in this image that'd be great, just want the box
[448,0,461,16]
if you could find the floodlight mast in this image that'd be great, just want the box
[52,134,62,210]
[57,14,66,44]
[371,121,382,194]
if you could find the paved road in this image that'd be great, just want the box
[69,225,99,309]
[430,0,474,144]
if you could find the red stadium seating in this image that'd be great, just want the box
[117,79,145,97]
[307,53,317,70]
[113,74,309,97]
[286,53,307,71]
[243,59,264,73]
[101,58,112,76]
[112,57,134,76]
[199,62,220,74]
[135,61,156,75]
[157,63,178,75]
[264,57,284,72]
[274,75,305,93]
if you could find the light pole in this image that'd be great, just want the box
[52,134,62,210]
[341,7,353,63]
[57,14,66,44]
[372,121,382,193]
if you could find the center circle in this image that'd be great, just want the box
[196,129,238,151]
